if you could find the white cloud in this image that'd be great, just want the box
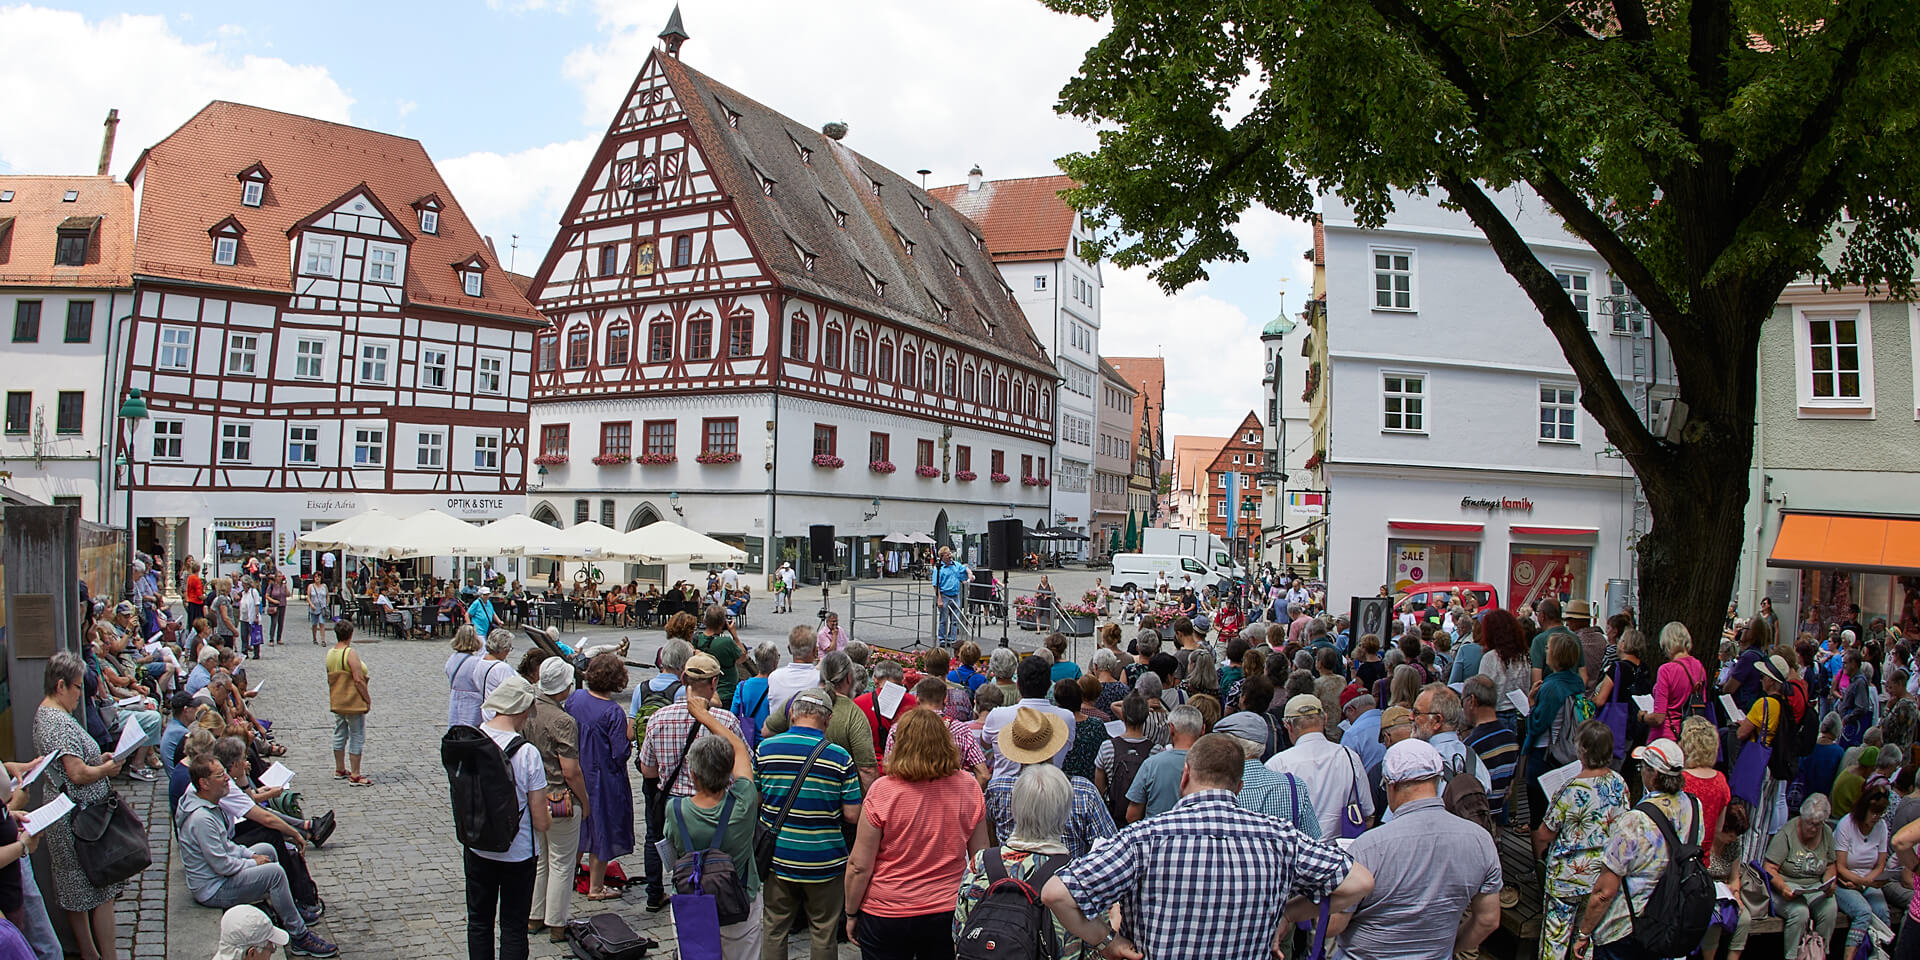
[1099,267,1266,439]
[395,98,418,118]
[437,136,600,273]
[0,6,353,176]
[214,22,244,37]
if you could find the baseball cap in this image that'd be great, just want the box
[114,600,136,615]
[211,905,289,960]
[1380,705,1414,733]
[1282,694,1324,720]
[1633,738,1685,774]
[683,652,722,681]
[1213,711,1271,745]
[1381,738,1445,784]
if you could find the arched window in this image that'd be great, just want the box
[823,324,844,369]
[536,332,558,372]
[921,353,936,392]
[851,333,870,375]
[1039,386,1050,420]
[877,339,894,381]
[787,313,810,361]
[605,320,631,366]
[943,359,957,395]
[648,317,674,362]
[997,375,1008,409]
[961,364,975,401]
[566,325,591,368]
[978,369,992,405]
[902,345,917,388]
[1027,384,1038,417]
[687,312,714,360]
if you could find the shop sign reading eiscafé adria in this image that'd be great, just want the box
[1461,496,1535,513]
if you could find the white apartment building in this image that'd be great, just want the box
[1320,187,1670,611]
[0,176,133,520]
[932,170,1101,557]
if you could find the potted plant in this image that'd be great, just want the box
[955,470,977,481]
[1013,594,1038,630]
[696,451,741,464]
[990,472,1011,484]
[1058,599,1100,636]
[914,465,940,478]
[533,453,568,466]
[592,453,632,466]
[636,452,677,465]
[813,454,845,469]
[869,460,897,474]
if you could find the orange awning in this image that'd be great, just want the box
[1767,511,1920,576]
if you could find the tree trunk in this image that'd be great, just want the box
[1635,432,1753,664]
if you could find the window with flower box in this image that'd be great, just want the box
[601,422,632,459]
[643,420,675,457]
[540,425,569,459]
[702,418,738,456]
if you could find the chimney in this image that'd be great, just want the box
[485,236,499,261]
[98,108,120,177]
[967,165,983,193]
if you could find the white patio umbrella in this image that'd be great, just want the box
[882,532,912,544]
[550,521,636,560]
[334,509,491,560]
[617,520,749,564]
[907,532,936,545]
[295,509,396,551]
[472,514,584,558]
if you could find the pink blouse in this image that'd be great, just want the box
[816,626,845,657]
[1651,655,1706,741]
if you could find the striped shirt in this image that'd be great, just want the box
[754,726,863,882]
[1467,720,1519,812]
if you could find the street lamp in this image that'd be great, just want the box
[863,497,880,522]
[531,463,548,491]
[117,388,147,599]
[669,491,684,518]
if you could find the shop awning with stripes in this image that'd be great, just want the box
[1767,510,1920,576]
[1387,520,1484,534]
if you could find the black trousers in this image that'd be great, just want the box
[856,911,954,960]
[232,821,318,907]
[463,849,535,960]
[641,780,668,899]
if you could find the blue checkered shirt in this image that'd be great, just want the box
[984,772,1117,858]
[1238,761,1320,839]
[1057,790,1354,960]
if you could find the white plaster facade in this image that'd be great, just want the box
[0,287,130,518]
[995,242,1100,556]
[1320,187,1668,610]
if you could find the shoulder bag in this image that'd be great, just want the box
[70,788,152,887]
[754,734,831,879]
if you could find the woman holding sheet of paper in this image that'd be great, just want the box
[34,651,130,960]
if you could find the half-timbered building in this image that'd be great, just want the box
[118,103,541,579]
[526,21,1057,580]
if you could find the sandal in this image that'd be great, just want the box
[334,769,351,779]
[586,889,621,901]
[348,774,373,787]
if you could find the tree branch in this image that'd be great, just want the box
[1436,173,1664,463]
[1525,167,1693,339]
[1733,10,1872,217]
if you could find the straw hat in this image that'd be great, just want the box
[997,707,1069,766]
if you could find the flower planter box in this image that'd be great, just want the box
[1062,613,1096,637]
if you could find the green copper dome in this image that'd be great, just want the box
[1263,312,1297,337]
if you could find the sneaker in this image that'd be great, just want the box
[308,811,336,849]
[298,901,324,925]
[288,930,338,957]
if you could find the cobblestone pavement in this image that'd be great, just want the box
[113,765,170,960]
[159,566,1109,959]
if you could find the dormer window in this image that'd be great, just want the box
[789,236,816,272]
[894,229,914,257]
[789,135,811,165]
[208,216,245,267]
[916,199,932,221]
[412,193,443,235]
[234,162,270,209]
[463,271,482,297]
[61,190,78,203]
[860,266,884,298]
[752,165,776,196]
[946,253,963,278]
[929,291,950,324]
[54,230,88,266]
[869,177,882,197]
[453,253,487,297]
[716,98,742,129]
[822,195,846,229]
[0,191,13,202]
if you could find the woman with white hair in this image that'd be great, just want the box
[952,764,1082,952]
[1765,793,1840,956]
[988,647,1020,705]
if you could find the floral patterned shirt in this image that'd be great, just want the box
[1596,790,1700,945]
[1541,771,1629,900]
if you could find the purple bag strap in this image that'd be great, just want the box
[1307,898,1332,960]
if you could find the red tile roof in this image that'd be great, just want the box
[928,174,1078,264]
[0,176,133,287]
[125,101,540,322]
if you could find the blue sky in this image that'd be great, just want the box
[0,0,1316,442]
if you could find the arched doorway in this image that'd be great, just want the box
[530,502,561,527]
[528,502,563,581]
[625,503,665,584]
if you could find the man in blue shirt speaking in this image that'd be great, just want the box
[931,546,971,646]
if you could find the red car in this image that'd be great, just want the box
[1395,581,1501,615]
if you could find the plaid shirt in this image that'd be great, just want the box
[983,772,1117,858]
[1058,790,1354,960]
[636,703,742,797]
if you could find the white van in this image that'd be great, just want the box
[1110,553,1224,592]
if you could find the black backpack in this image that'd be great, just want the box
[955,849,1067,960]
[1620,796,1714,958]
[1104,736,1153,825]
[441,725,530,852]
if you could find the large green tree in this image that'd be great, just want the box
[1049,0,1920,655]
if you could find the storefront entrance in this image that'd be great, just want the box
[1388,539,1478,594]
[1507,544,1592,611]
[212,519,275,579]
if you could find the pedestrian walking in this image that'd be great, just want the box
[324,621,371,786]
